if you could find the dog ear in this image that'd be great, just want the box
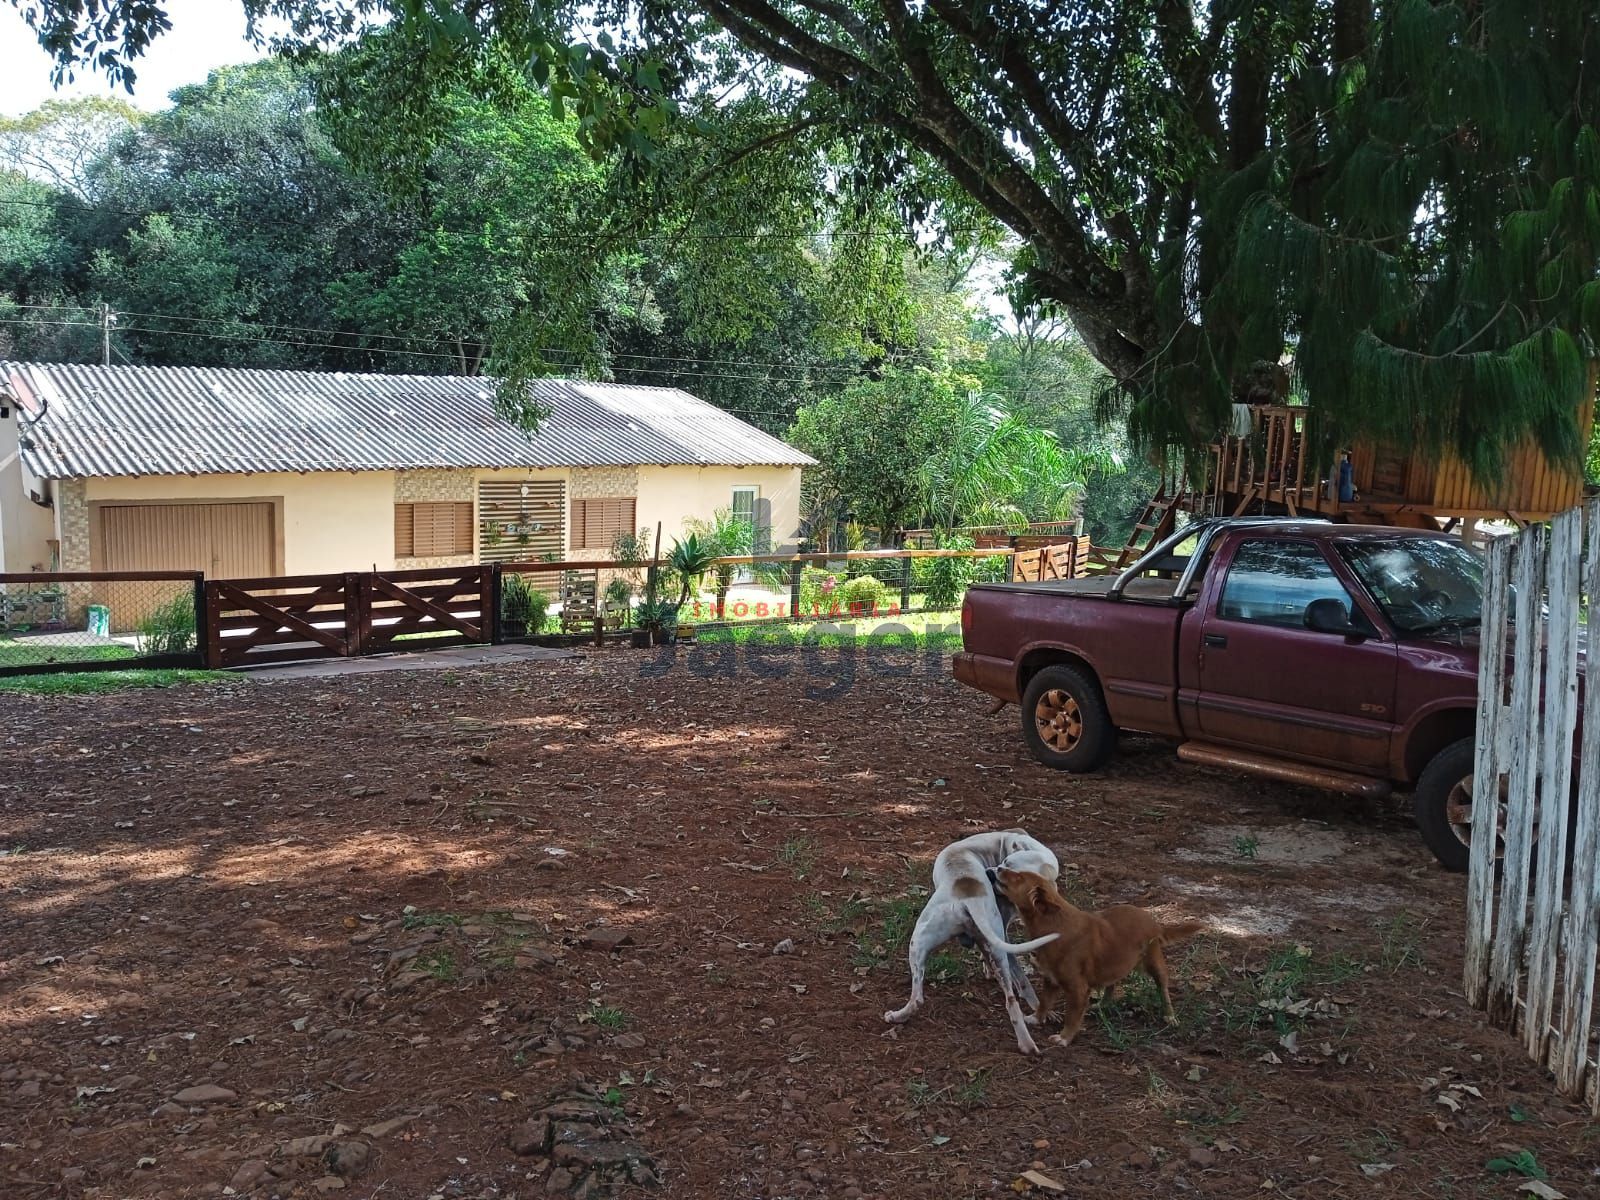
[1030,885,1049,909]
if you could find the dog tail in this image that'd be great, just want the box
[1158,920,1206,946]
[989,931,1059,956]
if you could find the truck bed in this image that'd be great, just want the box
[969,577,1183,603]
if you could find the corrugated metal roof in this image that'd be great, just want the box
[0,362,814,478]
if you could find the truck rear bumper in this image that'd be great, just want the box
[952,652,1020,703]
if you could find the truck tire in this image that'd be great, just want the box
[1020,664,1114,773]
[1413,739,1475,873]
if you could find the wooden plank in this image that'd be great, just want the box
[211,572,348,591]
[1488,525,1548,1030]
[1525,507,1582,1062]
[213,583,350,658]
[1464,534,1513,1008]
[1558,496,1600,1099]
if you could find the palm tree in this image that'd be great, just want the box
[917,391,1107,536]
[684,508,756,619]
[665,532,720,610]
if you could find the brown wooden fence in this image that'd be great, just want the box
[203,566,496,669]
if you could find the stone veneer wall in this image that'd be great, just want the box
[57,478,89,572]
[394,469,478,569]
[568,465,639,505]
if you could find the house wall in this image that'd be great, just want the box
[80,471,397,575]
[635,464,804,550]
[0,406,57,572]
[52,462,806,579]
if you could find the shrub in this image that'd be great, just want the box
[917,535,979,610]
[603,577,634,624]
[798,568,841,616]
[501,575,550,636]
[836,574,892,616]
[135,593,196,655]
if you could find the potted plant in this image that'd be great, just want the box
[633,598,680,647]
[604,577,634,629]
[500,574,548,639]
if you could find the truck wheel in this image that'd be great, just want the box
[1020,665,1114,772]
[1413,739,1477,873]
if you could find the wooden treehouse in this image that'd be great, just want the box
[1111,401,1595,568]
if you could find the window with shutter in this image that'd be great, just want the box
[394,501,474,557]
[571,497,637,550]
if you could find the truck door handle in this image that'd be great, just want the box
[1204,633,1228,649]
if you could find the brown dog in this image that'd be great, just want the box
[993,867,1204,1048]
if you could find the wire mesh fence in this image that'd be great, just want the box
[491,547,1037,650]
[0,572,204,674]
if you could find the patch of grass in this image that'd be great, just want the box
[818,895,870,935]
[697,614,962,652]
[0,639,135,668]
[1055,870,1096,908]
[416,949,457,980]
[1376,912,1426,972]
[584,1004,629,1031]
[954,1068,990,1110]
[401,911,465,931]
[777,836,819,879]
[0,668,222,695]
[924,949,973,985]
[1214,942,1365,1039]
[1233,834,1260,860]
[1091,970,1207,1049]
[906,1079,945,1108]
[848,893,926,971]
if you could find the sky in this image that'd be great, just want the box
[0,0,267,117]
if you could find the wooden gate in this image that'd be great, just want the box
[1464,498,1600,1107]
[204,567,494,668]
[204,574,358,669]
[358,566,495,655]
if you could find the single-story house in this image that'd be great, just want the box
[0,363,813,583]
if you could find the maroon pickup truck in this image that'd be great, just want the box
[954,518,1491,870]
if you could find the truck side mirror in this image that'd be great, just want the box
[1304,598,1368,638]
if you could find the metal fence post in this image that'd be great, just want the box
[191,572,210,668]
[788,561,803,618]
[900,553,912,614]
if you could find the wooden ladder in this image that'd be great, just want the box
[1114,486,1182,569]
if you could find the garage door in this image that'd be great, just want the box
[96,502,276,631]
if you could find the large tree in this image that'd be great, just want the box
[11,0,1598,474]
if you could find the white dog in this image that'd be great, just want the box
[883,828,1060,1055]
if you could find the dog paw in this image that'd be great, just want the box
[1017,1039,1041,1056]
[1164,1010,1179,1026]
[1048,1033,1075,1047]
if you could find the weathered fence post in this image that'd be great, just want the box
[191,572,210,668]
[1524,507,1582,1063]
[1487,525,1546,1030]
[1559,497,1600,1100]
[900,553,912,614]
[1464,535,1513,1008]
[788,561,803,618]
[489,564,504,645]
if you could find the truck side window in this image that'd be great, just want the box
[1217,540,1360,629]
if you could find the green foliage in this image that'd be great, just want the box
[0,668,220,695]
[603,576,634,623]
[134,592,196,656]
[500,575,550,635]
[916,535,979,612]
[835,574,891,616]
[664,532,718,607]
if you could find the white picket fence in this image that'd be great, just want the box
[1463,497,1600,1105]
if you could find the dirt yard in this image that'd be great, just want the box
[2,646,1595,1199]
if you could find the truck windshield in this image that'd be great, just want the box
[1337,538,1484,635]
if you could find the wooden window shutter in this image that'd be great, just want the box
[572,497,636,550]
[397,501,472,557]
